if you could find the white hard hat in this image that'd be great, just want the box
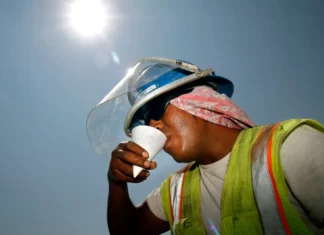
[87,57,233,155]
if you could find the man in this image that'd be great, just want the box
[87,57,324,234]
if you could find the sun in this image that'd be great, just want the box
[67,0,109,39]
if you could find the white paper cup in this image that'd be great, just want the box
[131,125,167,178]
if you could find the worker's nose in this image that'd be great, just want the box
[149,119,164,131]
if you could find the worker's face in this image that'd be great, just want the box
[149,104,205,163]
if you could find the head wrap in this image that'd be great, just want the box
[170,86,256,129]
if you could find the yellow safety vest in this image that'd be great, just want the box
[160,119,324,234]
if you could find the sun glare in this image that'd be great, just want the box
[67,0,108,38]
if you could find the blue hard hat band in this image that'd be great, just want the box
[129,67,191,105]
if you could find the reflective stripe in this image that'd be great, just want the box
[167,163,195,234]
[178,171,188,220]
[169,172,185,234]
[267,123,292,235]
[251,123,288,235]
[167,175,174,224]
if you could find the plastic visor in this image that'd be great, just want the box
[86,58,199,156]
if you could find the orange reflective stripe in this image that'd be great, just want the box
[178,163,193,220]
[168,170,187,232]
[168,175,174,224]
[267,123,291,235]
[178,171,187,220]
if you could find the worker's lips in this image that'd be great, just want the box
[163,136,172,152]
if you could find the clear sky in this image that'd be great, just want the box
[1,0,323,234]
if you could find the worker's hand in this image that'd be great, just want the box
[108,141,157,183]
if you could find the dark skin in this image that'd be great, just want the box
[107,104,241,234]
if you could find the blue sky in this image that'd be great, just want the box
[0,0,323,234]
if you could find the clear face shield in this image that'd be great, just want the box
[86,57,213,156]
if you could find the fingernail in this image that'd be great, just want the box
[144,161,151,168]
[142,152,149,158]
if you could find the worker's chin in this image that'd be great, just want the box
[164,137,181,154]
[163,146,174,158]
[173,157,188,163]
[163,138,174,154]
[163,139,190,163]
[163,148,189,163]
[163,146,179,161]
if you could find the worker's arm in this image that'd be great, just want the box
[107,142,170,235]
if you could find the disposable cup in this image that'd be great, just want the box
[131,125,167,178]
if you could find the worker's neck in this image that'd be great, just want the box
[196,124,242,165]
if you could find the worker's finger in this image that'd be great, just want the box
[114,148,152,169]
[119,141,149,158]
[149,161,157,170]
[109,165,150,183]
[109,168,135,183]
